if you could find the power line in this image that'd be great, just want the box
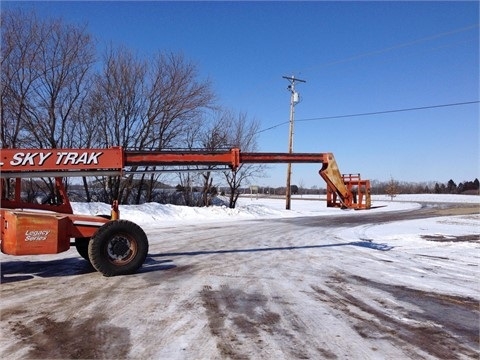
[299,24,479,73]
[256,100,479,134]
[231,25,478,112]
[298,100,480,123]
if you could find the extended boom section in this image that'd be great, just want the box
[124,148,241,170]
[124,149,371,209]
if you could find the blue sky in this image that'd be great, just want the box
[4,1,479,188]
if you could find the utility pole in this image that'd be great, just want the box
[283,75,306,210]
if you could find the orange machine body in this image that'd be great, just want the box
[2,210,69,255]
[0,209,109,255]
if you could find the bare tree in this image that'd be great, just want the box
[385,177,399,201]
[92,46,147,149]
[1,9,96,200]
[1,9,42,148]
[174,117,204,206]
[86,46,148,203]
[197,111,230,206]
[221,111,264,208]
[298,179,306,198]
[134,52,215,204]
[1,10,95,149]
[87,49,216,204]
[2,11,218,206]
[143,52,215,149]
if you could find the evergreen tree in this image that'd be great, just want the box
[447,179,457,194]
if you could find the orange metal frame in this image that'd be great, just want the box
[1,147,371,211]
[0,177,73,214]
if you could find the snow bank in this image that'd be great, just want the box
[71,193,478,227]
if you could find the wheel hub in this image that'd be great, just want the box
[107,236,132,260]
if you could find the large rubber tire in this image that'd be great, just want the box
[75,238,91,262]
[88,220,148,277]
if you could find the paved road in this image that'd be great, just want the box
[1,202,478,359]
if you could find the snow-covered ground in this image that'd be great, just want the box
[1,194,479,359]
[70,193,479,301]
[69,193,480,300]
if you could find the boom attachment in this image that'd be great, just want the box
[318,155,371,209]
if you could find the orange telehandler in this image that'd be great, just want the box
[0,147,370,276]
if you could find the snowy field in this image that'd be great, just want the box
[1,194,479,359]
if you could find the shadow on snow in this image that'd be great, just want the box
[1,240,393,283]
[150,240,394,258]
